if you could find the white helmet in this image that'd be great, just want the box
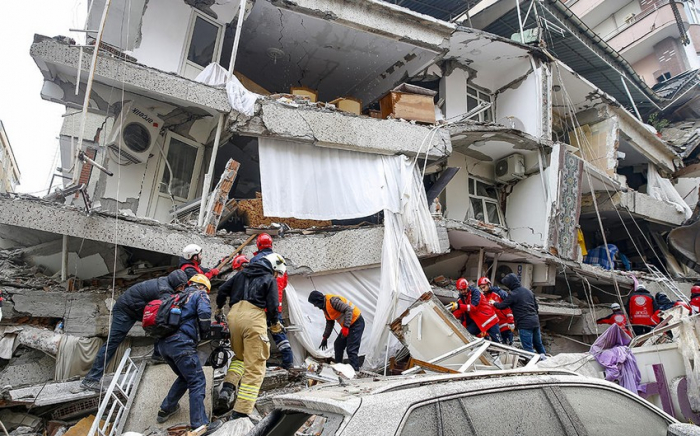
[182,244,202,260]
[264,253,286,275]
[611,303,621,310]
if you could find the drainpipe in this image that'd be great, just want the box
[72,0,112,185]
[197,0,247,227]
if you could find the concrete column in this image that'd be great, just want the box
[61,234,69,281]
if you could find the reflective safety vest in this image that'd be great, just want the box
[324,294,361,326]
[484,291,513,332]
[453,290,499,333]
[180,262,204,275]
[629,294,656,326]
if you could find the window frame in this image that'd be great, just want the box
[179,9,224,78]
[465,83,494,122]
[466,176,504,226]
[155,131,204,203]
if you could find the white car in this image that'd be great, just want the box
[249,369,700,436]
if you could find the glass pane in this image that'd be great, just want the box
[441,399,476,436]
[481,93,491,102]
[486,202,501,225]
[484,108,493,122]
[462,389,567,435]
[475,181,496,198]
[400,403,438,436]
[560,387,669,436]
[467,96,478,112]
[160,138,198,199]
[467,86,477,97]
[471,198,484,221]
[187,16,218,67]
[468,178,475,195]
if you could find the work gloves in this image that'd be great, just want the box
[270,321,284,334]
[508,324,515,331]
[209,268,220,277]
[341,326,350,337]
[199,320,212,340]
[446,302,459,312]
[320,337,328,350]
[214,309,224,323]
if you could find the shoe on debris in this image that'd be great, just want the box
[228,411,249,421]
[203,419,223,436]
[157,404,181,423]
[71,378,101,394]
[214,384,234,416]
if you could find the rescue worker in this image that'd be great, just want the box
[448,278,501,343]
[494,273,546,355]
[690,284,700,314]
[179,244,219,280]
[596,303,631,337]
[651,292,692,325]
[216,253,285,420]
[248,235,294,371]
[156,274,222,435]
[78,270,188,392]
[478,277,514,345]
[308,290,365,371]
[626,285,658,335]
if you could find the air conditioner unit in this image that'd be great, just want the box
[106,102,162,164]
[494,153,525,183]
[495,262,534,289]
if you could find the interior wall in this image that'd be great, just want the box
[444,152,495,221]
[495,71,540,138]
[569,117,619,176]
[440,65,470,120]
[421,252,471,281]
[674,177,700,208]
[506,170,548,246]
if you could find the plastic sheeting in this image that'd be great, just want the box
[590,324,642,394]
[194,63,259,116]
[647,165,692,220]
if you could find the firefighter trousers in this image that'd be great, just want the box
[225,301,270,415]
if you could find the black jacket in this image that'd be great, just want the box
[216,260,278,323]
[115,270,187,319]
[494,273,540,330]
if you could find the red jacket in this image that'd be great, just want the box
[627,292,657,327]
[179,258,216,280]
[690,294,700,314]
[276,272,288,313]
[597,310,631,336]
[453,288,499,333]
[651,300,692,324]
[483,289,514,332]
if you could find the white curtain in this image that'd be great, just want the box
[647,165,692,220]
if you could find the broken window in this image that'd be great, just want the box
[467,177,503,226]
[466,84,493,122]
[158,133,203,201]
[181,11,222,79]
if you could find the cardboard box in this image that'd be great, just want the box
[290,86,318,102]
[379,83,437,124]
[329,97,362,115]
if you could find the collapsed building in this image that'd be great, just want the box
[1,0,700,433]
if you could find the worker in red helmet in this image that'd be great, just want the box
[689,284,700,314]
[250,233,274,264]
[477,277,514,345]
[448,278,502,343]
[231,254,250,271]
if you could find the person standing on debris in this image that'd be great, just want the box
[156,274,222,435]
[448,278,502,343]
[308,290,365,371]
[217,253,286,420]
[180,244,220,280]
[493,273,546,355]
[478,277,514,345]
[626,285,658,335]
[77,270,188,392]
[651,292,692,325]
[596,303,631,336]
[249,234,295,371]
[690,284,700,314]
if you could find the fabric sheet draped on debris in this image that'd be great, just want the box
[195,63,259,116]
[589,324,641,394]
[647,164,692,220]
[259,138,440,368]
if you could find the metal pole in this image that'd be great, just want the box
[228,0,247,74]
[198,113,225,227]
[516,0,525,43]
[490,253,500,283]
[620,76,642,121]
[72,0,113,185]
[477,248,484,278]
[61,235,69,281]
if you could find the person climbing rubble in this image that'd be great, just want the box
[478,276,514,345]
[626,285,658,335]
[494,273,546,355]
[216,253,285,420]
[308,290,365,371]
[690,284,700,314]
[179,244,219,280]
[596,303,631,337]
[156,274,222,435]
[448,278,501,343]
[76,269,188,392]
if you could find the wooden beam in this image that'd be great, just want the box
[673,162,700,178]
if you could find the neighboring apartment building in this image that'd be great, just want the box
[0,0,694,374]
[0,120,21,194]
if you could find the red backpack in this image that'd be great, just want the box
[142,291,191,338]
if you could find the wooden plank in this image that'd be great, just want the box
[405,358,459,374]
[203,159,240,236]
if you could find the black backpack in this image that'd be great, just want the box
[142,291,192,338]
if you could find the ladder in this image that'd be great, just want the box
[87,349,147,436]
[646,264,690,303]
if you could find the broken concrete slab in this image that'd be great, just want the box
[121,364,213,434]
[0,349,55,388]
[8,379,98,407]
[0,409,42,431]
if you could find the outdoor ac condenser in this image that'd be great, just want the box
[495,262,534,289]
[494,153,525,183]
[106,102,162,164]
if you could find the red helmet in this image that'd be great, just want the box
[232,254,249,270]
[256,233,273,250]
[477,277,491,287]
[456,278,468,290]
[692,285,700,295]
